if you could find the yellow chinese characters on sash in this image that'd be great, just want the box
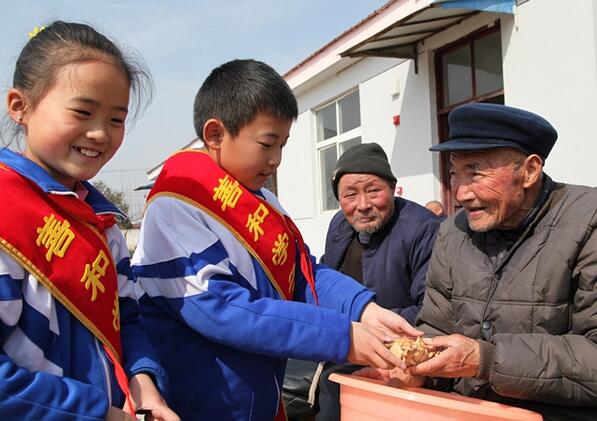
[0,163,123,361]
[147,150,318,302]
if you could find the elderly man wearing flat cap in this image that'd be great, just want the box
[360,103,597,420]
[314,142,441,420]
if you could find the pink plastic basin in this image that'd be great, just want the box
[329,374,543,421]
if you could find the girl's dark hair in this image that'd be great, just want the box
[193,59,298,139]
[12,20,152,124]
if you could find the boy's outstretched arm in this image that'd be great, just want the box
[301,263,422,368]
[134,197,417,370]
[348,321,404,369]
[360,302,423,338]
[306,262,422,340]
[346,304,422,369]
[133,197,356,363]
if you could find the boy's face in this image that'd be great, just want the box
[209,113,291,191]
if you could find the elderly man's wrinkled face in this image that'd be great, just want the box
[449,149,531,232]
[338,174,395,234]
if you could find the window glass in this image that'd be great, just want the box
[339,137,361,155]
[339,91,361,133]
[442,45,472,106]
[263,173,277,196]
[316,103,337,142]
[319,145,339,211]
[436,26,504,216]
[316,90,361,212]
[474,31,503,96]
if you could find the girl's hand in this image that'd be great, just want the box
[106,406,135,421]
[128,373,180,421]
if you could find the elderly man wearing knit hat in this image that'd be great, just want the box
[314,142,441,421]
[359,103,597,421]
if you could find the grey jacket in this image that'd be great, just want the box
[417,179,597,420]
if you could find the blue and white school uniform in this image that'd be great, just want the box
[0,149,167,420]
[133,187,374,420]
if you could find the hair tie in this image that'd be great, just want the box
[28,26,46,39]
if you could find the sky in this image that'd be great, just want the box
[0,0,388,220]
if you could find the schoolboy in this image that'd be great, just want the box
[132,59,420,420]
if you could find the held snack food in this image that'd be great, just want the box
[387,336,440,366]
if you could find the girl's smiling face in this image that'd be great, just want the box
[13,59,130,189]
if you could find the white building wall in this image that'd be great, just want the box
[278,110,316,220]
[502,0,597,186]
[279,0,597,258]
[376,53,438,205]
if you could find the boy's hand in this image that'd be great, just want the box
[360,302,423,339]
[354,366,426,388]
[347,322,405,369]
[106,407,135,421]
[408,334,480,378]
[128,373,180,421]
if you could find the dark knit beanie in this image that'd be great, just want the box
[331,142,396,199]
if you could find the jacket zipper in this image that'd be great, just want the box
[480,215,539,335]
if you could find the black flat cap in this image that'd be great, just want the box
[331,142,396,199]
[429,103,557,161]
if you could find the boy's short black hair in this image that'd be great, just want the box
[193,59,298,139]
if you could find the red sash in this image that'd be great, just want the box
[147,149,317,304]
[0,163,134,413]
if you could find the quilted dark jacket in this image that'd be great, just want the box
[417,179,597,420]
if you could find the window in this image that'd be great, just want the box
[435,24,504,214]
[263,173,278,196]
[315,90,362,211]
[440,28,503,108]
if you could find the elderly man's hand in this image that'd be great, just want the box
[408,334,480,378]
[360,302,423,339]
[353,365,426,388]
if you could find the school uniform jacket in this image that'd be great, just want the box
[0,149,167,420]
[132,187,374,421]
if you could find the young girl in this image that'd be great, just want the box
[0,21,178,421]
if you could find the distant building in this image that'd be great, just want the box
[145,138,203,184]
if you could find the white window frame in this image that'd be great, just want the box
[314,89,362,213]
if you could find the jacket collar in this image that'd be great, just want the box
[0,148,126,219]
